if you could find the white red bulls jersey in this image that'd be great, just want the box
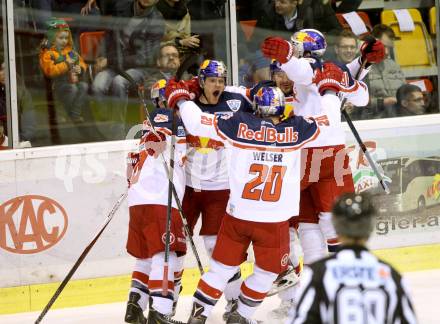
[280,56,369,147]
[185,90,252,190]
[128,108,187,208]
[177,98,346,222]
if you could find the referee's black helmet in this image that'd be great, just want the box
[332,192,377,239]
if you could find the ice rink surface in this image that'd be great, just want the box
[1,269,439,324]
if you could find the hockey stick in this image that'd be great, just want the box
[118,56,205,276]
[162,55,201,295]
[340,60,390,194]
[35,192,127,324]
[162,107,177,296]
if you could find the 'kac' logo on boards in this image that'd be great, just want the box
[0,195,68,254]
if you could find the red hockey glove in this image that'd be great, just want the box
[144,131,166,158]
[261,36,295,64]
[126,152,139,187]
[165,79,191,109]
[314,62,346,95]
[182,77,201,99]
[360,35,385,64]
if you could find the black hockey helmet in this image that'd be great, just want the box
[332,192,377,240]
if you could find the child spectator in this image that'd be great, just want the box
[39,18,89,123]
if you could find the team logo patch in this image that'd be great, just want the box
[228,203,235,215]
[281,253,289,267]
[154,114,169,123]
[177,126,185,137]
[226,99,241,112]
[161,232,175,245]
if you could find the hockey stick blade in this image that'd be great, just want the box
[35,192,127,324]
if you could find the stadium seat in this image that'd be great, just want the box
[79,31,105,80]
[407,78,434,92]
[429,7,436,35]
[381,9,436,72]
[336,11,372,35]
[239,20,257,41]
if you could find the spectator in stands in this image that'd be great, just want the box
[39,18,89,124]
[143,44,181,95]
[239,51,271,87]
[389,84,426,117]
[156,0,201,58]
[92,0,165,139]
[250,0,341,53]
[0,62,36,145]
[334,29,358,64]
[331,0,362,13]
[363,24,405,119]
[255,0,341,36]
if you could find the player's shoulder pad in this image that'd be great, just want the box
[305,55,322,71]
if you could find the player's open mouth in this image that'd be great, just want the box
[213,90,220,97]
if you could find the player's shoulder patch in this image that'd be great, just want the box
[177,125,186,137]
[226,99,242,112]
[154,113,169,123]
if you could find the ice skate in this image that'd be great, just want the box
[124,292,147,324]
[222,299,237,321]
[147,306,185,324]
[187,302,207,324]
[226,310,261,324]
[268,299,296,320]
[267,265,299,297]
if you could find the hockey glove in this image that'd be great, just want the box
[314,62,346,96]
[165,79,191,109]
[182,77,201,99]
[360,35,385,65]
[261,37,296,64]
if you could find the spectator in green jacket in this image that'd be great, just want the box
[363,24,406,119]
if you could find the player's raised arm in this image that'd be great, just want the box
[165,79,222,141]
[346,35,386,81]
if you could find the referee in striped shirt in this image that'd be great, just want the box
[289,192,417,324]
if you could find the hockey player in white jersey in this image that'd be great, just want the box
[289,192,417,324]
[125,79,187,324]
[261,29,383,255]
[182,59,254,318]
[165,62,352,324]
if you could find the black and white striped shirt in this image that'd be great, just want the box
[291,245,417,324]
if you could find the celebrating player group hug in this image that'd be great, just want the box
[124,28,389,324]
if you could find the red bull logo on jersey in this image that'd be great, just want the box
[237,123,298,144]
[187,135,224,154]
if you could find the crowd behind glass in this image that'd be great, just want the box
[0,0,438,148]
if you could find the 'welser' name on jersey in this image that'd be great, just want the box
[253,152,283,162]
[237,123,298,144]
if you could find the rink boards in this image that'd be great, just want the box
[1,115,440,314]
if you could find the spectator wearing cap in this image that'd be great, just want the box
[363,24,406,119]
